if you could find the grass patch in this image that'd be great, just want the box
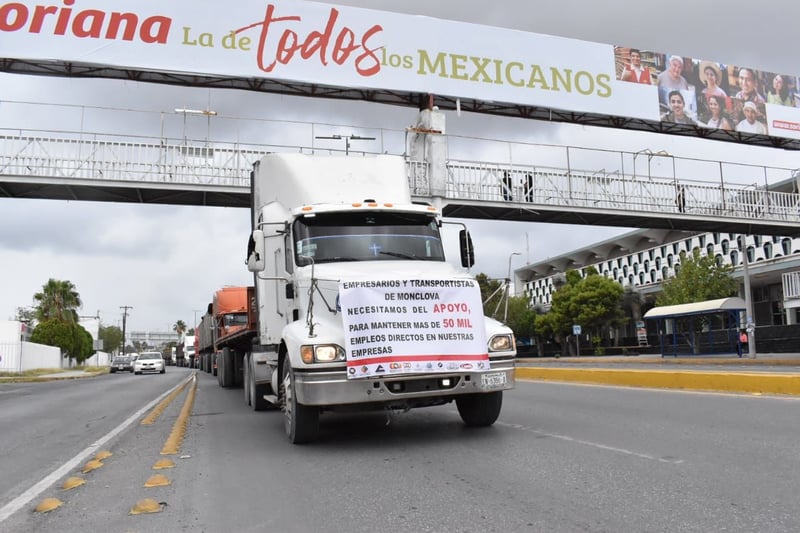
[0,368,65,378]
[0,366,109,379]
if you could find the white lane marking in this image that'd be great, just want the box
[0,376,193,524]
[496,420,685,464]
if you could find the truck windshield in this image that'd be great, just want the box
[293,211,445,265]
[223,313,248,327]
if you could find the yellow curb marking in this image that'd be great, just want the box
[144,474,171,488]
[94,450,113,461]
[129,498,164,515]
[61,477,86,490]
[161,373,197,455]
[516,367,800,395]
[34,498,63,513]
[81,459,103,473]
[152,458,176,470]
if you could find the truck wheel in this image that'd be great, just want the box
[221,348,235,387]
[281,362,319,444]
[247,353,271,411]
[456,391,503,427]
[244,354,252,406]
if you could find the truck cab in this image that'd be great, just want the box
[246,153,515,443]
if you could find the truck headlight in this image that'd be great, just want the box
[488,334,514,352]
[301,344,346,363]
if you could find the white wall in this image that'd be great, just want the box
[0,320,62,372]
[19,342,62,371]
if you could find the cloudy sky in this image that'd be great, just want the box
[1,0,798,334]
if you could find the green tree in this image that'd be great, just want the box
[657,249,737,306]
[14,306,37,324]
[33,279,82,324]
[534,268,625,356]
[99,325,123,354]
[504,294,537,341]
[30,320,94,365]
[475,273,505,320]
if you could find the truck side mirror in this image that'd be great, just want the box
[247,230,266,272]
[459,229,475,268]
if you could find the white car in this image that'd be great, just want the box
[134,352,166,374]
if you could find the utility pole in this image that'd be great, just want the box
[120,306,133,355]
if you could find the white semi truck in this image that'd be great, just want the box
[244,145,516,443]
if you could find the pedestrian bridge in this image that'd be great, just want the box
[1,129,799,236]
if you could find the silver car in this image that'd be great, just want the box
[134,352,166,374]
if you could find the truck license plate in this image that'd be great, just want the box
[481,372,506,389]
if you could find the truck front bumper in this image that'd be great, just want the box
[294,358,515,407]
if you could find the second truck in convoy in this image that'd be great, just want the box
[196,286,257,380]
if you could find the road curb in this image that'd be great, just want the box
[515,367,800,396]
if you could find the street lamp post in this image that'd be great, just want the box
[504,252,521,322]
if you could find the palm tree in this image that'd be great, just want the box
[173,320,187,337]
[33,278,82,324]
[173,320,187,366]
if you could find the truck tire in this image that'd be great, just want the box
[246,353,271,411]
[221,347,235,388]
[281,362,319,444]
[456,391,503,427]
[244,353,252,406]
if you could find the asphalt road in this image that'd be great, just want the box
[1,370,799,532]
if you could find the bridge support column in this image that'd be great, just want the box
[409,107,447,197]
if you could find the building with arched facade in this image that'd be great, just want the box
[516,227,800,347]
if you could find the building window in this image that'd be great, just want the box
[707,243,715,256]
[747,246,755,263]
[673,242,681,254]
[639,272,645,284]
[667,254,674,267]
[698,235,706,247]
[648,249,655,261]
[715,254,724,266]
[713,232,720,244]
[753,235,762,247]
[764,242,773,259]
[662,266,669,278]
[721,240,729,254]
[685,238,693,249]
[782,238,792,256]
[730,250,739,265]
[651,269,657,282]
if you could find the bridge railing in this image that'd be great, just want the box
[2,130,798,224]
[428,159,800,222]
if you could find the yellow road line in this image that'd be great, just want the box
[141,377,192,426]
[160,373,197,455]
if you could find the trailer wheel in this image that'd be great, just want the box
[281,362,319,444]
[221,347,235,388]
[456,391,503,427]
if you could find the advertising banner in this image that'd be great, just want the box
[1,1,797,139]
[339,279,488,379]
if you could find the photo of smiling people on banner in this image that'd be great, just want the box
[656,54,697,122]
[766,73,797,107]
[615,46,654,84]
